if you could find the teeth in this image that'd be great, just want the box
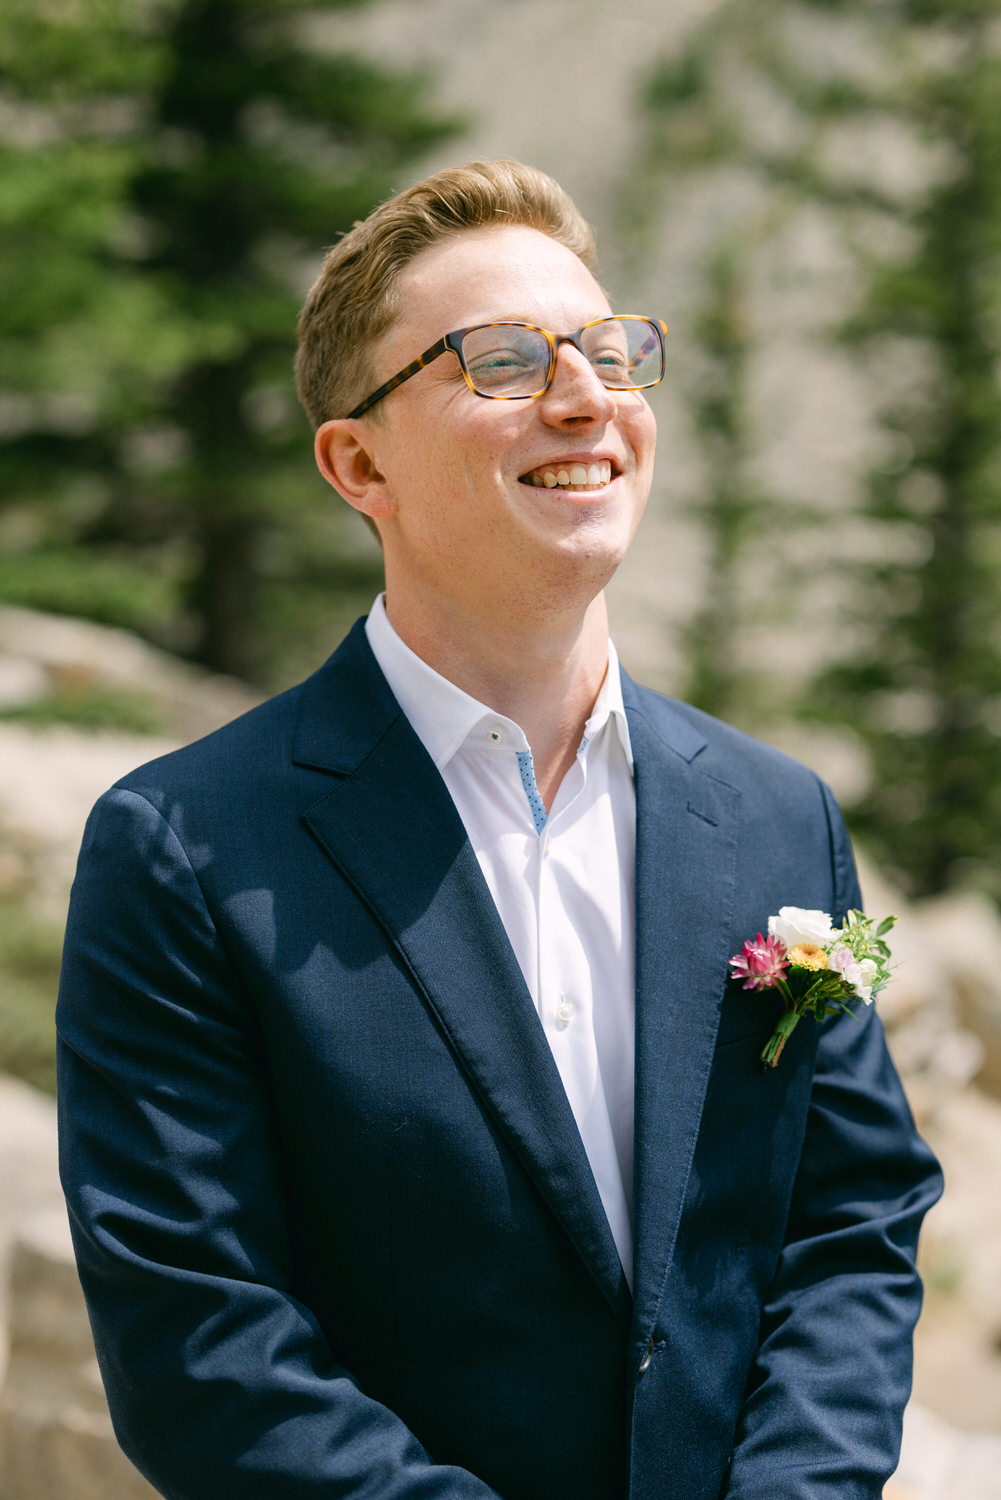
[526,460,613,489]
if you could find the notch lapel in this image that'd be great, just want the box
[623,682,740,1345]
[294,624,631,1320]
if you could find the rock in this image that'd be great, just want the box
[0,1210,98,1410]
[916,891,1001,1100]
[0,1209,159,1500]
[911,1086,1001,1429]
[853,855,986,1125]
[0,1077,62,1390]
[0,605,261,745]
[890,1403,1001,1499]
[0,659,46,712]
[0,722,180,915]
[0,608,263,921]
[0,1400,155,1500]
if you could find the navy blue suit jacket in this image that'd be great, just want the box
[57,620,941,1500]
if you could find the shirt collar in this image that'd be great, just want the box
[364,594,633,773]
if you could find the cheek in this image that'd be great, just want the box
[631,404,657,464]
[386,405,520,514]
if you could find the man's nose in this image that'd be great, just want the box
[539,342,616,423]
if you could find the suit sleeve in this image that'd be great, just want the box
[722,781,944,1500]
[57,786,502,1500]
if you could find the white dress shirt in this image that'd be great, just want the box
[365,596,637,1286]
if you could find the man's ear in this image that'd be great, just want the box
[314,419,398,521]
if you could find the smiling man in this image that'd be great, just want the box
[57,161,941,1500]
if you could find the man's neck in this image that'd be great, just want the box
[383,590,612,812]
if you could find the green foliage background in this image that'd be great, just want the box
[0,0,460,687]
[635,0,1001,903]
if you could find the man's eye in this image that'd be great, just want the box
[467,348,537,387]
[591,348,629,373]
[470,350,532,371]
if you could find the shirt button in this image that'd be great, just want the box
[555,994,575,1025]
[486,726,505,746]
[542,831,552,857]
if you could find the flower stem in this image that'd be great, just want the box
[760,1004,802,1071]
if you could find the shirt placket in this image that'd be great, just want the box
[535,760,599,1106]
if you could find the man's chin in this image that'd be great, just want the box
[550,504,644,568]
[534,524,636,602]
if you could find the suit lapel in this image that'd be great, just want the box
[294,623,630,1320]
[623,681,740,1345]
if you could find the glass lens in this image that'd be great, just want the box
[580,318,663,389]
[460,324,552,396]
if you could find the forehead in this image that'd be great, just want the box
[385,224,611,357]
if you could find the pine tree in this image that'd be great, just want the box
[821,1,1001,898]
[0,0,168,630]
[637,0,1001,899]
[634,0,876,728]
[0,0,460,684]
[677,239,759,722]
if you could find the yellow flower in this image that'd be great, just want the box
[787,943,828,971]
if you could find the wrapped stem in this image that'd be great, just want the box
[760,1004,802,1070]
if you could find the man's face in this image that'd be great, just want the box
[360,223,657,615]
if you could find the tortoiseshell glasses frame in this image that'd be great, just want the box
[347,316,669,420]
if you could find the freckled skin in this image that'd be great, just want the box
[315,223,658,800]
[362,225,656,636]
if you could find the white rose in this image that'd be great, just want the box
[768,906,836,951]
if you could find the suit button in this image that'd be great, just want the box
[638,1337,655,1374]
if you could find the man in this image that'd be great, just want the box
[57,160,941,1500]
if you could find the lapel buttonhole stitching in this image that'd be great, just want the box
[686,800,719,827]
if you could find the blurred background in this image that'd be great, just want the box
[0,0,1000,1495]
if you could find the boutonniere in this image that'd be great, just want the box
[728,905,896,1070]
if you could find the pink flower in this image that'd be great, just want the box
[729,933,789,991]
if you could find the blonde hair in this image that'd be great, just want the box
[294,159,597,428]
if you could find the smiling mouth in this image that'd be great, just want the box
[519,460,614,491]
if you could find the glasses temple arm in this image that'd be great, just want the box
[347,335,451,419]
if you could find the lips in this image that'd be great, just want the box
[519,460,614,490]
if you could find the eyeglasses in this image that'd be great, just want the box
[347,315,668,419]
